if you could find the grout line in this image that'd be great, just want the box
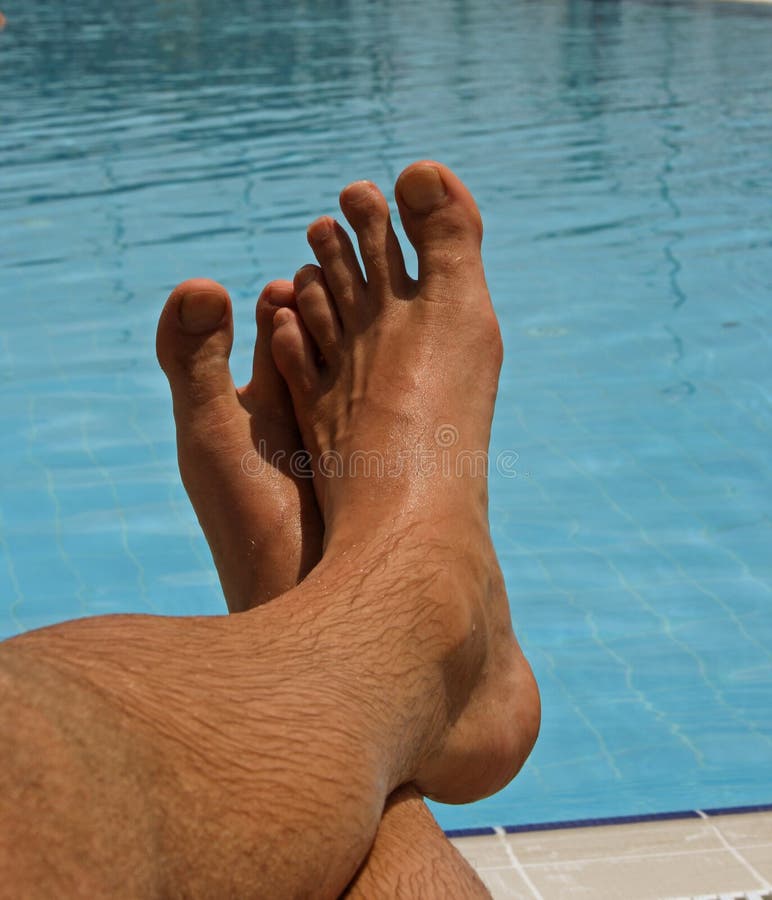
[493,826,544,900]
[697,810,772,892]
[517,843,772,869]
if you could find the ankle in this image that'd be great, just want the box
[313,528,493,727]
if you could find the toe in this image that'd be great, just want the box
[307,216,366,328]
[255,279,296,341]
[271,307,320,402]
[339,180,409,297]
[395,161,485,296]
[156,278,236,411]
[243,280,296,418]
[294,265,342,369]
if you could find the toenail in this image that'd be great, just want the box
[263,281,293,305]
[178,291,227,334]
[308,218,333,242]
[399,165,447,213]
[273,307,294,329]
[295,266,318,290]
[343,181,375,205]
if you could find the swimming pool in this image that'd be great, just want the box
[1,0,770,832]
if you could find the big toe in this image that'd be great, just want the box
[157,278,236,416]
[395,161,486,295]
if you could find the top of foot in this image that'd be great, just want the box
[271,161,502,538]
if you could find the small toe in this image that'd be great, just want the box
[243,280,296,416]
[307,216,366,327]
[293,265,342,369]
[395,162,485,295]
[339,180,409,296]
[271,307,320,401]
[255,279,296,338]
[156,278,236,410]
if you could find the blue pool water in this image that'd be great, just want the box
[1,0,770,831]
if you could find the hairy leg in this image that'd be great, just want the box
[0,538,498,898]
[344,786,490,899]
[158,276,488,895]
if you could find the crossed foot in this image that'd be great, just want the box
[157,161,540,806]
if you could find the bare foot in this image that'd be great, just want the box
[272,161,541,803]
[156,278,322,611]
[158,276,490,896]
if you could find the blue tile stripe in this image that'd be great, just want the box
[443,825,497,838]
[701,802,772,817]
[444,802,772,838]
